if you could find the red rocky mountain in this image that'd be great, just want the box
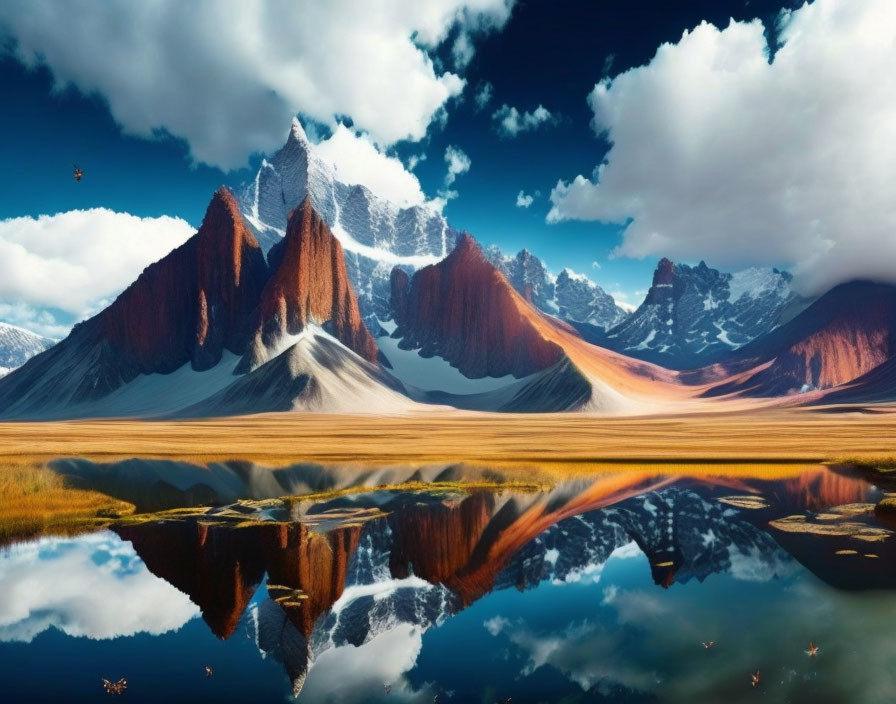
[0,189,383,417]
[241,196,377,370]
[700,281,896,397]
[389,233,564,379]
[101,186,268,373]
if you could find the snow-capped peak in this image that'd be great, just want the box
[289,116,310,144]
[0,322,55,377]
[235,119,456,332]
[560,268,593,285]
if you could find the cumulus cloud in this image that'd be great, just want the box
[406,153,427,171]
[435,144,473,207]
[0,0,515,170]
[0,209,194,336]
[516,190,535,208]
[474,81,494,111]
[0,533,198,642]
[444,145,472,187]
[315,125,428,208]
[548,0,896,295]
[493,103,556,137]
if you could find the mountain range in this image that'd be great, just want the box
[1,118,895,418]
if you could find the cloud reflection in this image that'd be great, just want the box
[0,532,199,642]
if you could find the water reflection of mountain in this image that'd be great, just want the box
[113,466,889,697]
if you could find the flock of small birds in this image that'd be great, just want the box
[102,667,213,695]
[701,639,819,689]
[99,641,820,697]
[101,678,126,696]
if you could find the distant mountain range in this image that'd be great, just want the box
[1,118,895,417]
[597,258,807,369]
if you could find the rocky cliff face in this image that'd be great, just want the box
[101,186,268,375]
[390,233,564,378]
[703,280,896,396]
[241,197,378,369]
[603,258,799,368]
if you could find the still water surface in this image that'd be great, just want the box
[1,463,896,703]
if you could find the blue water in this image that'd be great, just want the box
[1,467,895,703]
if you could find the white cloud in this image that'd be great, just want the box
[516,190,535,208]
[608,289,641,313]
[0,209,194,336]
[452,31,475,70]
[444,145,472,187]
[0,533,198,642]
[548,0,896,295]
[434,145,472,207]
[493,103,555,138]
[315,125,428,208]
[0,0,515,170]
[474,81,494,111]
[591,260,601,270]
[407,153,427,171]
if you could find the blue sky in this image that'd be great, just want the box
[2,0,894,335]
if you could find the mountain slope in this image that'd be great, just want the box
[700,281,896,397]
[187,327,413,416]
[237,119,455,331]
[603,258,799,368]
[0,323,55,377]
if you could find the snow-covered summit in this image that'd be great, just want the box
[484,246,629,331]
[0,322,54,378]
[603,259,801,368]
[236,119,455,331]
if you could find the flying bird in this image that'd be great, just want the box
[806,641,819,657]
[73,164,83,182]
[384,684,391,694]
[702,640,716,650]
[102,678,127,695]
[750,670,761,688]
[205,665,214,677]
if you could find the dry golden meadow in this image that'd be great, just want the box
[1,406,895,466]
[1,405,895,543]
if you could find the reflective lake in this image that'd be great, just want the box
[2,463,896,703]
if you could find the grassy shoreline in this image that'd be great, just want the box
[0,461,134,546]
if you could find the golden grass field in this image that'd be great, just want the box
[0,461,133,544]
[0,406,895,468]
[1,405,895,544]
